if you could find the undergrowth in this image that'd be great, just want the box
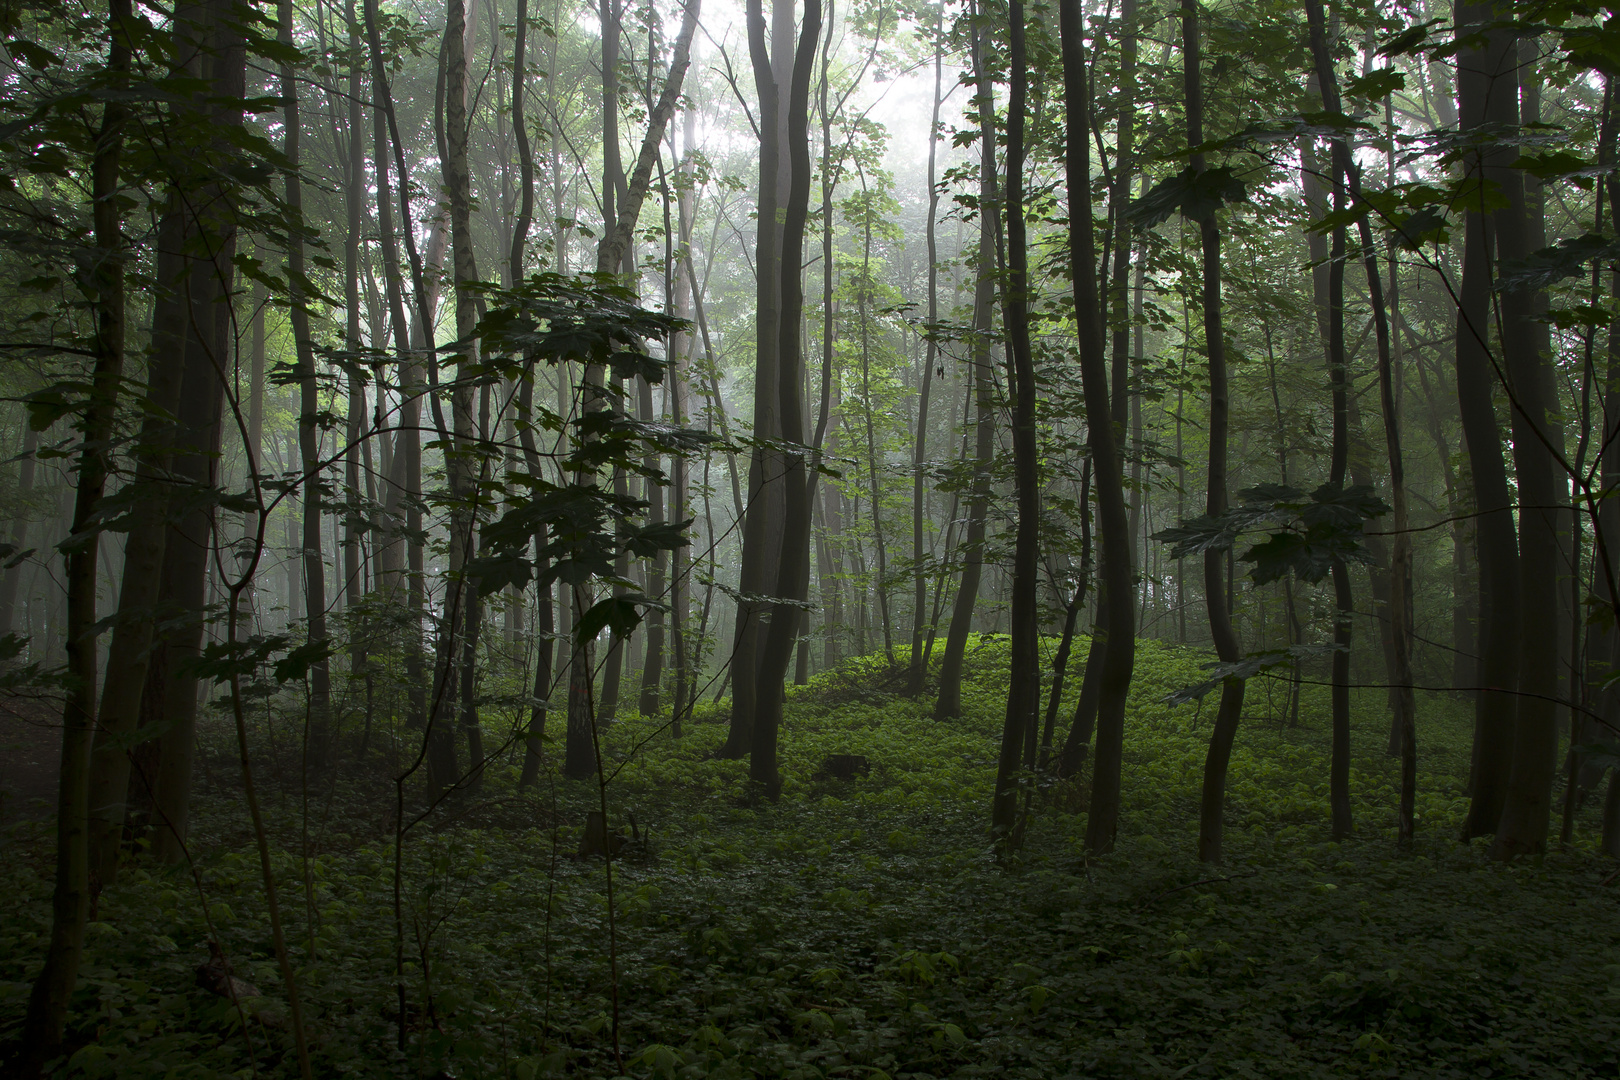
[3,634,1619,1078]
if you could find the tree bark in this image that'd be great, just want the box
[909,19,943,697]
[280,0,333,757]
[1488,18,1564,859]
[1454,5,1522,840]
[1061,0,1137,855]
[990,0,1042,842]
[749,0,821,797]
[934,18,998,722]
[1185,0,1245,865]
[22,4,130,1060]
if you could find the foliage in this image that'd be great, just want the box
[5,638,1617,1078]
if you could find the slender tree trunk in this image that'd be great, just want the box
[565,0,699,777]
[280,0,333,757]
[22,6,130,1060]
[1306,0,1417,845]
[1300,92,1355,840]
[909,21,943,696]
[1184,0,1244,865]
[342,0,367,688]
[1044,463,1090,763]
[722,0,784,759]
[1067,0,1137,855]
[638,373,667,713]
[990,0,1042,842]
[932,60,996,721]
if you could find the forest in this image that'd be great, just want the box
[3,0,1620,1073]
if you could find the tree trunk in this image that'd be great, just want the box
[85,202,190,886]
[933,17,997,724]
[1489,18,1564,859]
[1305,0,1417,845]
[1066,0,1137,856]
[1299,79,1356,841]
[990,0,1042,842]
[342,0,367,688]
[1455,5,1522,840]
[722,0,785,760]
[1185,0,1245,865]
[564,0,699,778]
[908,21,943,697]
[281,0,333,757]
[748,0,820,797]
[22,5,130,1059]
[149,0,242,870]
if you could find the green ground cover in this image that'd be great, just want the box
[4,635,1619,1078]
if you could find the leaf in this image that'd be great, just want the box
[607,349,665,383]
[187,635,291,683]
[1241,525,1366,585]
[576,595,646,645]
[1513,149,1608,186]
[1495,233,1620,292]
[274,638,334,683]
[1299,483,1390,532]
[466,552,535,593]
[8,40,60,70]
[1378,18,1445,58]
[1129,166,1247,228]
[1154,514,1241,559]
[1220,111,1371,152]
[1345,67,1405,101]
[23,384,89,431]
[1563,21,1620,76]
[1389,206,1450,250]
[1166,644,1347,706]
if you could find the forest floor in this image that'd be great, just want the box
[3,634,1620,1078]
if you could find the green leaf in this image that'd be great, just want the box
[1389,206,1449,250]
[1378,19,1445,58]
[23,384,88,431]
[576,595,646,645]
[1496,233,1620,292]
[274,638,334,682]
[1513,149,1608,186]
[1129,166,1247,227]
[1166,644,1346,706]
[1344,67,1405,101]
[466,552,535,594]
[1155,514,1240,559]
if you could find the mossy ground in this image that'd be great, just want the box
[4,635,1618,1078]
